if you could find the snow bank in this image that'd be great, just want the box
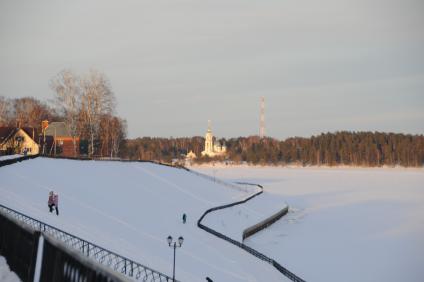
[0,256,21,282]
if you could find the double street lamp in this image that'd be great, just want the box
[167,235,184,282]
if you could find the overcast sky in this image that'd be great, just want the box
[1,0,423,139]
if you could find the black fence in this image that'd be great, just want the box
[0,154,39,167]
[0,204,174,282]
[40,234,130,282]
[0,210,39,282]
[197,183,306,282]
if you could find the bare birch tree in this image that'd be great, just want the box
[50,70,81,156]
[81,70,115,156]
[0,96,10,126]
[110,116,127,158]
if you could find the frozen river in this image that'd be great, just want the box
[194,165,424,282]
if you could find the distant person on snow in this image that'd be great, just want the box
[182,213,187,224]
[48,191,59,216]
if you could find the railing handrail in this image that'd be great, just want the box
[0,203,174,281]
[196,182,306,282]
[184,168,253,193]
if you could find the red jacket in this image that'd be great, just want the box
[48,195,54,205]
[48,194,58,206]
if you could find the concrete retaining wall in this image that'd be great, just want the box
[242,206,289,241]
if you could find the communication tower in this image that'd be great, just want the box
[259,97,265,138]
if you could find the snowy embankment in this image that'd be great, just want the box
[0,158,289,282]
[0,256,21,282]
[193,166,424,282]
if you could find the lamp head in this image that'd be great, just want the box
[178,236,184,247]
[167,235,172,246]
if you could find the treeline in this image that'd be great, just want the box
[120,132,424,167]
[121,137,205,161]
[0,69,127,157]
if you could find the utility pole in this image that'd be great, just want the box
[54,127,57,156]
[259,97,265,138]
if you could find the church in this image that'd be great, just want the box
[201,121,226,157]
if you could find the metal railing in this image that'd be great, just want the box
[0,204,174,282]
[184,168,254,193]
[197,183,306,282]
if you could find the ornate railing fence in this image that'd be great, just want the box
[0,204,174,282]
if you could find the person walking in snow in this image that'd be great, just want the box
[48,191,59,216]
[182,213,187,224]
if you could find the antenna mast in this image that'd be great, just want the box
[259,97,265,138]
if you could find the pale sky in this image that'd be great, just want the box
[1,0,423,139]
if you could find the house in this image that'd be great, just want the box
[41,121,80,157]
[186,150,197,159]
[0,127,40,155]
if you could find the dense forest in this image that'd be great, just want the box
[120,132,424,167]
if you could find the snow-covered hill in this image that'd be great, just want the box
[0,158,288,282]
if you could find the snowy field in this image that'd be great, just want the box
[0,158,288,282]
[193,165,424,282]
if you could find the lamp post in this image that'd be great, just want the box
[167,235,184,282]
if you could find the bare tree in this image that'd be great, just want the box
[0,96,10,126]
[110,116,127,158]
[50,70,81,156]
[81,70,115,156]
[13,97,53,128]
